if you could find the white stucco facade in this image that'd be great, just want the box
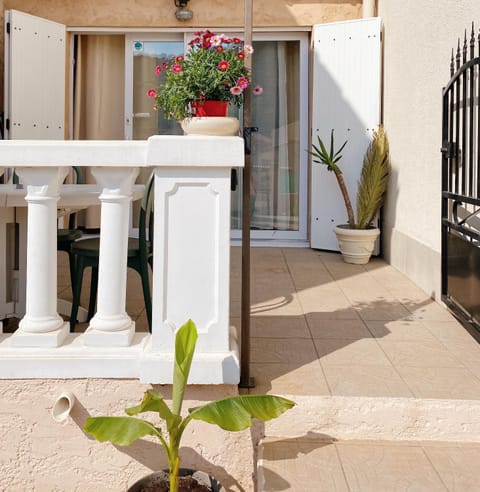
[378,0,479,298]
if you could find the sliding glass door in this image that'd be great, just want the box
[125,32,308,242]
[230,34,308,241]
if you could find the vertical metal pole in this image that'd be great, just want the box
[239,0,255,388]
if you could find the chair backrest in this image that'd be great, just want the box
[138,171,155,254]
[67,166,83,229]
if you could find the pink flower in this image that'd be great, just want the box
[172,64,183,74]
[217,60,230,71]
[237,52,245,60]
[215,46,224,53]
[211,35,224,46]
[233,37,242,44]
[236,77,249,89]
[146,88,157,98]
[155,65,162,75]
[244,44,254,55]
[230,86,243,96]
[175,55,184,62]
[252,85,264,95]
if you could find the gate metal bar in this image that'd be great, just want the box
[442,24,480,333]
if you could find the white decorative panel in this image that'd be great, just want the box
[152,168,231,354]
[164,182,219,332]
[311,18,382,250]
[6,10,66,139]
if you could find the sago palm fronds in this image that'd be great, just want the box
[356,126,391,229]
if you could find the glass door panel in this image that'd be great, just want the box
[131,40,184,140]
[231,37,307,240]
[126,37,184,226]
[126,33,307,240]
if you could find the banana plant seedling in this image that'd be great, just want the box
[84,320,295,492]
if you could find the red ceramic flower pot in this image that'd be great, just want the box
[192,100,229,117]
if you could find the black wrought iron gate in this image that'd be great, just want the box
[442,25,480,332]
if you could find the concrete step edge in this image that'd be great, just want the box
[263,395,480,443]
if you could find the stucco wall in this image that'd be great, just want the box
[0,0,361,122]
[4,0,361,28]
[0,379,256,491]
[377,0,479,298]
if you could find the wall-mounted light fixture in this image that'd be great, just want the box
[174,0,193,21]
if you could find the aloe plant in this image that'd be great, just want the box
[84,320,295,492]
[309,127,390,229]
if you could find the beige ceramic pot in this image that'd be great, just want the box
[334,225,380,264]
[181,116,240,136]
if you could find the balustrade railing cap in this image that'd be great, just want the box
[146,135,245,168]
[0,140,147,167]
[0,137,244,168]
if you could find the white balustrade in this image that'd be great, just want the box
[11,167,69,347]
[84,167,139,347]
[0,136,244,384]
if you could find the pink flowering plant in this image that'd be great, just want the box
[147,30,263,120]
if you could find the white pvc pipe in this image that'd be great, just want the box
[52,392,76,422]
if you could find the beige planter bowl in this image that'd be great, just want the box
[181,116,240,136]
[334,225,380,264]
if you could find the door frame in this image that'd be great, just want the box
[123,30,309,243]
[231,31,309,242]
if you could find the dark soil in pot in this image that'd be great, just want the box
[128,469,225,492]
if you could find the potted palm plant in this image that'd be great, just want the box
[146,30,263,135]
[309,126,391,264]
[84,320,294,492]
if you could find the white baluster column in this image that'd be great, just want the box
[11,166,69,347]
[84,166,139,347]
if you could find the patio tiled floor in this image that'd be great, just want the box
[228,247,480,400]
[230,248,480,491]
[258,438,480,492]
[57,247,480,491]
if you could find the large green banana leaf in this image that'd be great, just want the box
[188,394,295,431]
[84,416,162,446]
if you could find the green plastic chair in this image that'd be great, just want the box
[69,172,154,332]
[57,167,83,292]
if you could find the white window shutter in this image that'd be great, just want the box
[5,10,66,139]
[311,18,382,251]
